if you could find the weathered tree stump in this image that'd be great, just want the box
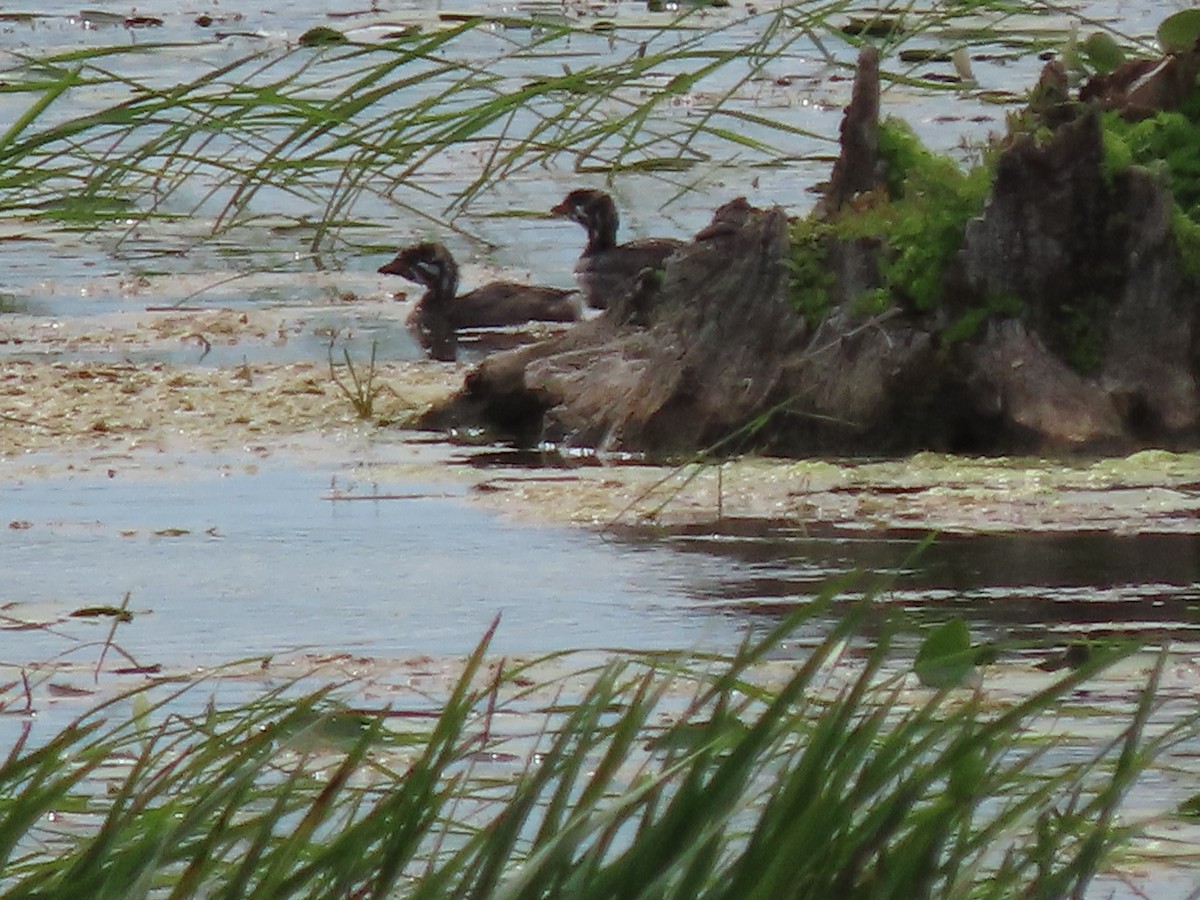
[423,45,1200,457]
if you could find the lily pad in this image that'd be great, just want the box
[299,26,347,47]
[1157,9,1200,54]
[1079,32,1125,75]
[914,618,975,689]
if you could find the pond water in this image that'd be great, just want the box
[11,453,1200,663]
[7,441,1200,693]
[3,2,1200,894]
[3,456,743,667]
[639,520,1200,643]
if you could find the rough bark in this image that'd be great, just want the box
[954,107,1200,442]
[816,45,884,217]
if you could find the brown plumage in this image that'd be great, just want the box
[378,242,581,362]
[551,189,682,310]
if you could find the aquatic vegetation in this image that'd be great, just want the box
[0,604,1188,898]
[1102,106,1200,222]
[3,7,1197,892]
[782,217,837,329]
[938,290,1023,346]
[875,122,992,310]
[1171,208,1200,281]
[1157,8,1200,55]
[854,119,992,313]
[788,31,1200,375]
[787,118,991,324]
[328,340,385,420]
[0,0,1117,265]
[0,11,831,254]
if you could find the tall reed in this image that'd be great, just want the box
[0,2,1125,254]
[1,601,1187,898]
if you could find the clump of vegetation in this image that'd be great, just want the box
[939,291,1024,346]
[1102,103,1200,224]
[783,217,837,329]
[328,341,384,419]
[790,53,1200,365]
[871,120,992,311]
[1171,208,1200,281]
[787,119,991,328]
[0,601,1190,899]
[1083,89,1200,363]
[1092,37,1200,276]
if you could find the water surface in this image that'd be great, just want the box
[3,5,1199,892]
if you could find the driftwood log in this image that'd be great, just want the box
[422,46,1200,457]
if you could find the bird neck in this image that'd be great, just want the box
[583,206,619,255]
[420,260,459,305]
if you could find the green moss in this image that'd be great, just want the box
[877,117,967,201]
[838,120,989,312]
[784,217,836,329]
[1102,109,1200,220]
[880,123,991,311]
[941,307,992,346]
[788,69,1200,365]
[941,293,1024,346]
[1099,126,1133,185]
[1172,208,1200,281]
[1099,96,1200,291]
[850,287,893,320]
[786,119,991,327]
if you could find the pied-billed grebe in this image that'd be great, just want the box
[551,189,682,310]
[379,242,581,362]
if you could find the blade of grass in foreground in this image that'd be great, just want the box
[0,600,1190,899]
[0,0,1105,254]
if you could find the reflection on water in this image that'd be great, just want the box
[612,519,1200,646]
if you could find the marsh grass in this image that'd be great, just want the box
[0,14,822,249]
[1,600,1190,899]
[0,2,1122,262]
[328,340,384,419]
